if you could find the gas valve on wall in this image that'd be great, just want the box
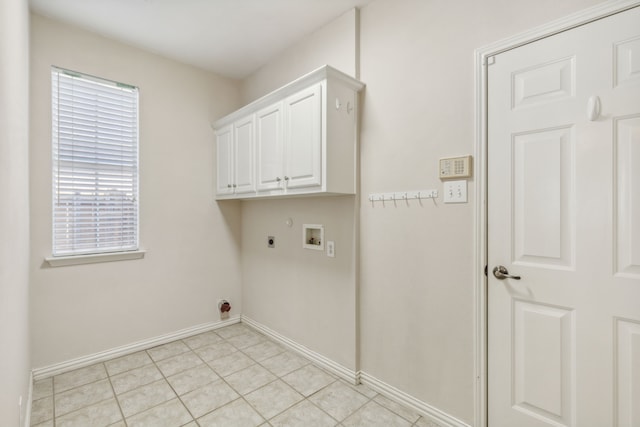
[218,300,231,320]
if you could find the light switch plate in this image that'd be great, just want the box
[443,180,467,203]
[326,241,335,257]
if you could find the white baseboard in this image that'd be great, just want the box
[359,371,471,427]
[241,315,359,385]
[32,316,241,381]
[241,316,468,427]
[29,314,468,427]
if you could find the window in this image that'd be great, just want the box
[51,67,139,256]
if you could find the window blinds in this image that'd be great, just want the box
[51,68,139,256]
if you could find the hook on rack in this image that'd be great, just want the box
[368,189,438,203]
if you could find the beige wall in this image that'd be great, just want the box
[29,14,243,368]
[239,10,360,373]
[22,0,611,424]
[242,0,606,424]
[359,0,604,424]
[0,0,31,423]
[241,8,359,103]
[241,197,357,370]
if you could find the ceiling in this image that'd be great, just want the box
[29,0,375,79]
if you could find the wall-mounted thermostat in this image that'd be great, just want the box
[439,155,472,179]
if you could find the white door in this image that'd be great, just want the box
[256,102,284,191]
[284,84,322,189]
[233,116,255,194]
[488,7,640,427]
[215,124,233,195]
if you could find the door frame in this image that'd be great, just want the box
[472,1,640,426]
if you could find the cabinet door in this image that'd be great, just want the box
[256,102,283,191]
[215,125,233,195]
[284,84,322,189]
[233,116,255,194]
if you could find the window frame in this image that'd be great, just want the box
[50,67,141,261]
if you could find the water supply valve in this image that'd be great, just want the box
[218,299,231,320]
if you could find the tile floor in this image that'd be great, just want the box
[30,323,441,427]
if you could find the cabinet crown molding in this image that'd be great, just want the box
[212,65,364,129]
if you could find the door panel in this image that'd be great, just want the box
[615,318,640,427]
[234,116,255,194]
[511,57,575,109]
[614,36,640,87]
[512,126,574,267]
[256,102,283,191]
[215,125,233,195]
[615,115,640,277]
[284,84,322,189]
[488,6,640,427]
[513,300,575,426]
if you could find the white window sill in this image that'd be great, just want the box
[45,250,146,267]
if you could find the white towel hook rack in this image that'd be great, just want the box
[368,189,438,203]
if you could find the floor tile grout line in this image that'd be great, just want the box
[231,329,378,425]
[251,351,343,424]
[142,345,199,425]
[107,343,197,423]
[197,334,291,423]
[235,375,301,422]
[39,324,414,427]
[193,335,280,422]
[105,369,129,427]
[163,330,282,423]
[41,326,232,424]
[236,395,269,425]
[182,327,276,423]
[314,378,377,425]
[304,391,343,425]
[182,332,249,404]
[52,374,56,427]
[181,329,318,424]
[52,363,117,423]
[372,394,423,424]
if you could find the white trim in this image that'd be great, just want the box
[23,371,33,427]
[473,2,640,427]
[241,315,359,384]
[32,316,240,380]
[473,32,490,427]
[241,316,468,426]
[44,250,146,267]
[359,371,471,427]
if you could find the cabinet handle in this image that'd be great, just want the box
[227,184,232,188]
[232,184,237,188]
[276,177,281,182]
[284,176,289,181]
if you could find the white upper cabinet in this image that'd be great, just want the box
[232,115,255,194]
[256,101,283,191]
[283,84,322,190]
[213,65,364,200]
[215,125,233,195]
[215,116,255,196]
